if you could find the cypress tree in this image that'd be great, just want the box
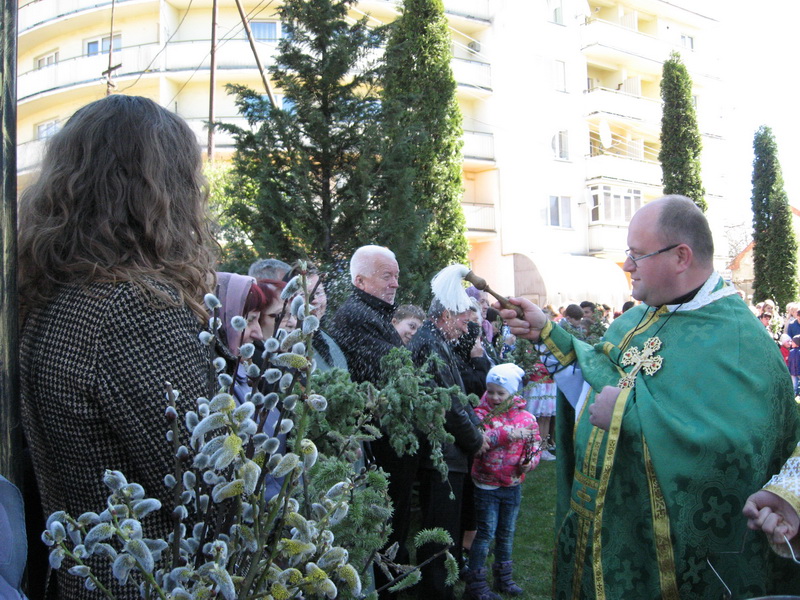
[378,0,469,304]
[218,0,386,270]
[659,51,706,211]
[751,125,798,309]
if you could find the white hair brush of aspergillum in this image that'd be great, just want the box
[430,264,523,318]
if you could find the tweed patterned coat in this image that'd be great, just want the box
[21,281,213,599]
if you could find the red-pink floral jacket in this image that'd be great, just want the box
[471,394,541,487]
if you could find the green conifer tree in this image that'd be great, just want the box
[751,125,798,309]
[659,51,706,211]
[378,0,469,304]
[218,0,386,270]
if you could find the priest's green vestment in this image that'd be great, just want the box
[544,274,800,599]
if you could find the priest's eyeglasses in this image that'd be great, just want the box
[624,244,679,266]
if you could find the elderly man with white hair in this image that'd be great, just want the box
[329,244,402,384]
[329,245,408,598]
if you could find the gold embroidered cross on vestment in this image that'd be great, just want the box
[617,337,664,388]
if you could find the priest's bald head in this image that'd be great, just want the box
[623,195,713,307]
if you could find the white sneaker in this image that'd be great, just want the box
[540,450,556,461]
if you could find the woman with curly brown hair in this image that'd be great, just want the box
[18,95,218,599]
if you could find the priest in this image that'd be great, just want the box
[499,195,800,598]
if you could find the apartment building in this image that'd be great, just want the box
[16,0,725,309]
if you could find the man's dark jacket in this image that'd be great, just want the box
[328,286,402,385]
[408,320,484,473]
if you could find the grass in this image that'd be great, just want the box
[396,459,558,599]
[511,459,557,598]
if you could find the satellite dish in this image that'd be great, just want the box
[599,120,613,149]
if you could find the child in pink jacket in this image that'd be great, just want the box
[464,363,540,599]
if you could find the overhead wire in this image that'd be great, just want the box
[164,0,277,107]
[117,0,197,93]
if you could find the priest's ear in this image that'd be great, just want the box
[674,243,693,273]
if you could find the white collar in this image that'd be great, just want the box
[654,272,738,313]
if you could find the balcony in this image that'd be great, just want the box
[362,0,490,22]
[443,0,490,21]
[581,18,672,76]
[19,39,487,104]
[462,202,496,234]
[584,87,661,128]
[452,57,491,92]
[18,40,277,102]
[585,153,662,189]
[587,223,628,259]
[19,0,155,48]
[582,18,719,79]
[17,139,46,177]
[463,130,494,162]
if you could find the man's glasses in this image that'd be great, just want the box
[624,243,679,266]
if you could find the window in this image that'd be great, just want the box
[250,20,281,42]
[548,0,563,24]
[36,119,60,140]
[681,34,695,50]
[86,34,121,56]
[553,60,566,92]
[589,185,642,224]
[547,195,571,228]
[36,50,59,69]
[552,130,569,160]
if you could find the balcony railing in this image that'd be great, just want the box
[19,40,489,102]
[581,18,670,72]
[584,87,661,127]
[19,0,144,32]
[451,57,491,91]
[463,130,494,161]
[582,18,718,78]
[18,40,281,101]
[443,0,490,21]
[462,202,495,232]
[17,139,46,175]
[585,153,663,188]
[370,0,490,21]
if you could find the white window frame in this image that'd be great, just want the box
[547,195,572,228]
[250,20,282,42]
[36,50,59,69]
[681,33,695,50]
[553,59,566,92]
[548,0,563,24]
[589,185,642,224]
[552,130,569,160]
[36,119,60,140]
[85,33,122,56]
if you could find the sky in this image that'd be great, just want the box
[721,2,800,226]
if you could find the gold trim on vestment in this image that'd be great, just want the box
[570,516,592,600]
[644,439,680,599]
[588,427,604,478]
[541,319,577,365]
[592,386,631,600]
[618,306,668,351]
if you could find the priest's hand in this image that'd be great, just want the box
[493,297,547,341]
[743,490,800,546]
[589,386,621,431]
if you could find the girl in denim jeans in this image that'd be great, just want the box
[464,363,541,600]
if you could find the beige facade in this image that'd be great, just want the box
[17,0,726,310]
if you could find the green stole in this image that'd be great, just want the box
[544,276,800,599]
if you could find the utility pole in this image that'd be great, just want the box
[233,0,275,105]
[207,0,218,160]
[106,0,117,94]
[1,0,21,488]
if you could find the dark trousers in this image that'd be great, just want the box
[417,468,465,600]
[371,437,420,599]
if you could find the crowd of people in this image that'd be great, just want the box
[8,94,800,600]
